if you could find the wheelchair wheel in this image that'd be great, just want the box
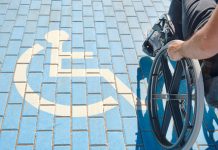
[147,48,204,150]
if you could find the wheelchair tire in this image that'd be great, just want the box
[146,47,204,150]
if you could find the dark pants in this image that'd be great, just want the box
[168,0,217,40]
[168,0,218,77]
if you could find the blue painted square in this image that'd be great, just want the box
[105,17,117,28]
[94,11,105,21]
[0,93,8,116]
[56,93,71,105]
[105,107,122,130]
[95,22,107,34]
[87,77,101,94]
[84,28,96,41]
[7,40,21,55]
[72,83,86,105]
[0,131,18,150]
[22,33,35,47]
[108,29,120,41]
[2,104,22,129]
[38,16,49,27]
[112,57,127,73]
[123,117,142,145]
[0,73,13,92]
[54,146,71,150]
[72,11,82,21]
[109,42,123,56]
[35,131,52,150]
[61,58,71,69]
[27,72,43,93]
[121,35,134,49]
[124,49,138,65]
[85,41,97,56]
[54,118,71,145]
[18,117,37,144]
[84,17,94,28]
[1,55,17,72]
[11,27,24,40]
[108,132,126,150]
[72,34,84,48]
[98,49,111,64]
[72,131,89,150]
[89,118,107,145]
[57,77,71,93]
[16,146,33,150]
[118,22,130,34]
[118,94,136,117]
[72,117,88,130]
[97,34,109,48]
[41,83,56,103]
[37,107,54,130]
[0,33,10,46]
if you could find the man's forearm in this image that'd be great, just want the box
[179,6,218,60]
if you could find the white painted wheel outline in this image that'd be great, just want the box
[14,30,144,117]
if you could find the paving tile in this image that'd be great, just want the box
[30,0,41,10]
[84,28,96,41]
[120,34,134,49]
[104,7,115,17]
[72,106,88,129]
[109,42,123,56]
[54,146,71,150]
[108,29,120,41]
[72,83,86,105]
[89,118,107,145]
[98,49,112,64]
[88,94,103,117]
[0,20,14,33]
[115,11,127,22]
[21,33,35,47]
[108,132,126,150]
[18,117,37,144]
[72,1,82,11]
[128,17,140,28]
[130,28,144,42]
[11,27,25,40]
[94,11,105,21]
[72,11,82,22]
[0,73,13,92]
[112,57,127,73]
[7,40,21,55]
[0,33,10,46]
[95,22,107,34]
[29,55,44,72]
[62,6,71,15]
[57,77,71,93]
[123,117,142,145]
[1,55,17,72]
[84,17,94,28]
[0,93,8,116]
[35,131,52,150]
[40,5,51,15]
[0,131,18,150]
[124,6,136,17]
[50,11,61,22]
[72,131,89,150]
[51,1,61,11]
[124,49,138,65]
[18,4,30,15]
[105,17,117,28]
[72,34,84,48]
[105,106,122,130]
[37,106,55,130]
[27,72,43,93]
[5,9,17,20]
[22,93,39,116]
[41,83,56,104]
[54,117,71,145]
[96,34,109,48]
[16,146,33,150]
[28,10,39,20]
[118,94,136,117]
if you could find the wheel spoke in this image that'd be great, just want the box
[170,101,184,136]
[161,56,172,92]
[161,102,171,136]
[169,61,183,93]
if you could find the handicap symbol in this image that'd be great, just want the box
[14,30,144,117]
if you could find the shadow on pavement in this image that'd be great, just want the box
[135,56,163,150]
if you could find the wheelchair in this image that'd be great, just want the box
[140,14,205,150]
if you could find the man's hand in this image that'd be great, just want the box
[167,40,184,61]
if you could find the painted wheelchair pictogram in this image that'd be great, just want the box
[14,30,142,117]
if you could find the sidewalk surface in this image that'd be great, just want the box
[0,0,218,149]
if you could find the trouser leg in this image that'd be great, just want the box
[181,0,217,39]
[168,0,183,39]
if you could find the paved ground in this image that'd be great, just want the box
[0,0,218,149]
